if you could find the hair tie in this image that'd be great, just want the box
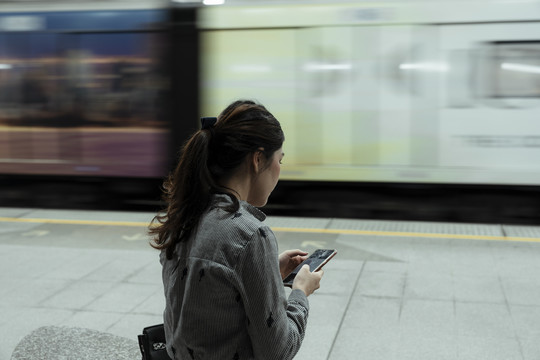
[201,117,217,130]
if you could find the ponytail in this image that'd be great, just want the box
[149,99,284,259]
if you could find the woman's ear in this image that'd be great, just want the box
[251,148,265,174]
[251,150,263,174]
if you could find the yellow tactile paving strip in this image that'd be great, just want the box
[1,216,539,243]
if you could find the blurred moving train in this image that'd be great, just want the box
[1,0,540,223]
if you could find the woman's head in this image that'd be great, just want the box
[150,99,284,258]
[206,99,284,186]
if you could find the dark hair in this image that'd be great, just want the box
[150,99,284,259]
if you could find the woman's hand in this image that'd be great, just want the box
[293,265,324,297]
[278,249,308,280]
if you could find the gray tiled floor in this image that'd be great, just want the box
[1,208,540,360]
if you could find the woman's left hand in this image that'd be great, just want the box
[279,249,308,280]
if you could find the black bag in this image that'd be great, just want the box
[138,324,172,360]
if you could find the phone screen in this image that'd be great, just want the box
[283,249,336,287]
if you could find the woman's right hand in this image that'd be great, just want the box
[292,264,324,296]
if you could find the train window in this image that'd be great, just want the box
[63,32,167,128]
[0,25,170,177]
[0,33,58,122]
[485,41,540,99]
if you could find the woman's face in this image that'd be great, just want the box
[248,148,283,207]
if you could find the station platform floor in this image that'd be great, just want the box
[1,207,540,360]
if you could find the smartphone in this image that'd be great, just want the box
[283,249,337,287]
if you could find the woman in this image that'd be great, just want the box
[150,100,323,360]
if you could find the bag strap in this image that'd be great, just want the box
[138,333,150,360]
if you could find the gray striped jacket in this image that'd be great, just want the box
[160,194,309,359]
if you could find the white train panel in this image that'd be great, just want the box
[200,1,540,186]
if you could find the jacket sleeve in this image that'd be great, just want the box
[237,226,309,360]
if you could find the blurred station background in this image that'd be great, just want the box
[1,0,540,224]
